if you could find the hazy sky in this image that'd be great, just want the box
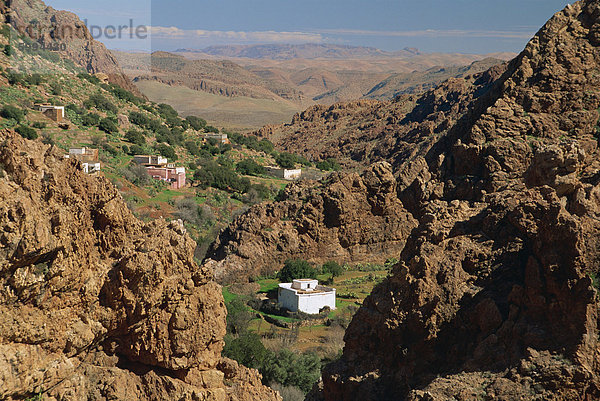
[44,0,572,54]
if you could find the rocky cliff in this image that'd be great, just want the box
[204,162,416,283]
[313,1,600,399]
[0,131,279,401]
[3,0,138,93]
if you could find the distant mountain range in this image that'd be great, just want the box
[115,47,514,129]
[175,43,421,60]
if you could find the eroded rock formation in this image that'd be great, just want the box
[314,1,600,399]
[204,161,417,283]
[0,131,279,401]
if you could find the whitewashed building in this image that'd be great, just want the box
[278,279,336,314]
[266,166,302,180]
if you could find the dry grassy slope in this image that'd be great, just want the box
[114,51,304,103]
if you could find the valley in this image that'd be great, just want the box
[2,0,600,400]
[114,46,514,130]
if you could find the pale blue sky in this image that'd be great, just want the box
[44,0,572,53]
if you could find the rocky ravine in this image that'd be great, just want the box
[204,161,416,283]
[212,0,600,399]
[0,131,279,401]
[314,1,600,400]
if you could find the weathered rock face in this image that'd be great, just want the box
[310,1,600,400]
[204,161,417,283]
[0,131,279,401]
[3,0,140,94]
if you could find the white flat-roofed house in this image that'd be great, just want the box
[278,279,336,315]
[65,148,100,173]
[81,162,101,174]
[133,155,168,166]
[266,166,302,180]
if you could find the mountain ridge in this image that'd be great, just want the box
[176,43,422,60]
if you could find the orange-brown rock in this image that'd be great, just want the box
[305,1,600,400]
[204,161,417,283]
[0,131,279,401]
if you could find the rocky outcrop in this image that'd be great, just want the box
[0,131,279,401]
[203,162,417,283]
[4,0,140,94]
[309,1,600,400]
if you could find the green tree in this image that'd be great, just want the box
[223,333,271,370]
[1,105,24,122]
[125,129,145,146]
[225,298,253,335]
[276,152,296,169]
[278,259,316,282]
[155,143,177,160]
[322,261,343,280]
[16,125,37,140]
[261,349,321,393]
[236,158,265,176]
[98,117,118,134]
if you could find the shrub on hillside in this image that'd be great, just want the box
[25,73,44,86]
[184,140,200,156]
[127,144,145,156]
[83,93,118,114]
[15,125,37,139]
[121,163,151,186]
[110,85,143,105]
[316,158,341,171]
[276,152,296,169]
[81,112,101,127]
[98,117,118,134]
[236,158,265,176]
[1,105,24,122]
[125,129,145,146]
[186,115,207,130]
[129,111,151,128]
[155,143,177,160]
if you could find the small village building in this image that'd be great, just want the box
[133,155,168,166]
[65,148,100,174]
[266,166,302,180]
[203,133,230,144]
[81,162,101,174]
[145,166,186,189]
[278,279,336,315]
[37,104,65,122]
